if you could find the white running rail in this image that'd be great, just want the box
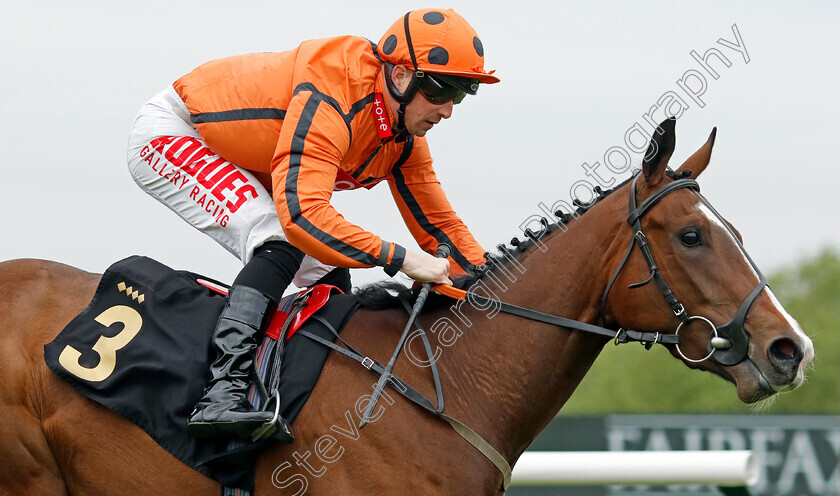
[511,451,758,487]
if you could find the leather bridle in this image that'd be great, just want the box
[599,173,767,365]
[439,172,767,366]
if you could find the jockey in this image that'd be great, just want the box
[127,8,499,441]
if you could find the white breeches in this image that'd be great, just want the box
[126,86,333,288]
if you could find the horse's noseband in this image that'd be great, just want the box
[600,173,768,366]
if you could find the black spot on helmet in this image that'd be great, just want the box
[428,47,449,65]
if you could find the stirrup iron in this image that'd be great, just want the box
[251,389,287,442]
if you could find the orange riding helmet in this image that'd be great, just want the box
[377,8,500,84]
[377,9,499,135]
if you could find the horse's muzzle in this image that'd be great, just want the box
[765,336,811,391]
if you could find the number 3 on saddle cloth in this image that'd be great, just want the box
[43,255,360,492]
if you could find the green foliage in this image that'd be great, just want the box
[561,248,840,415]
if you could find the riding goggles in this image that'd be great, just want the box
[417,72,479,105]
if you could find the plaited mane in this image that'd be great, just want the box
[354,169,691,309]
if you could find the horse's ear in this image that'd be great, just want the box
[642,118,676,187]
[675,127,717,179]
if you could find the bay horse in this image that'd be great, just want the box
[0,120,814,495]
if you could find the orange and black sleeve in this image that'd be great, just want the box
[388,136,485,276]
[271,86,406,275]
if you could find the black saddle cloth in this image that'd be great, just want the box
[43,255,359,491]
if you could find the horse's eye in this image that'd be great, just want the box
[681,230,701,247]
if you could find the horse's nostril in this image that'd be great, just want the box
[770,338,798,360]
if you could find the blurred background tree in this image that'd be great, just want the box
[561,248,840,415]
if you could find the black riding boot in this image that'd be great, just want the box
[188,285,294,440]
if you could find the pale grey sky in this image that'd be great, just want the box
[2,1,837,288]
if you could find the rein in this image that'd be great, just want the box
[434,284,678,347]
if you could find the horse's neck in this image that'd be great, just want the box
[435,201,627,462]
